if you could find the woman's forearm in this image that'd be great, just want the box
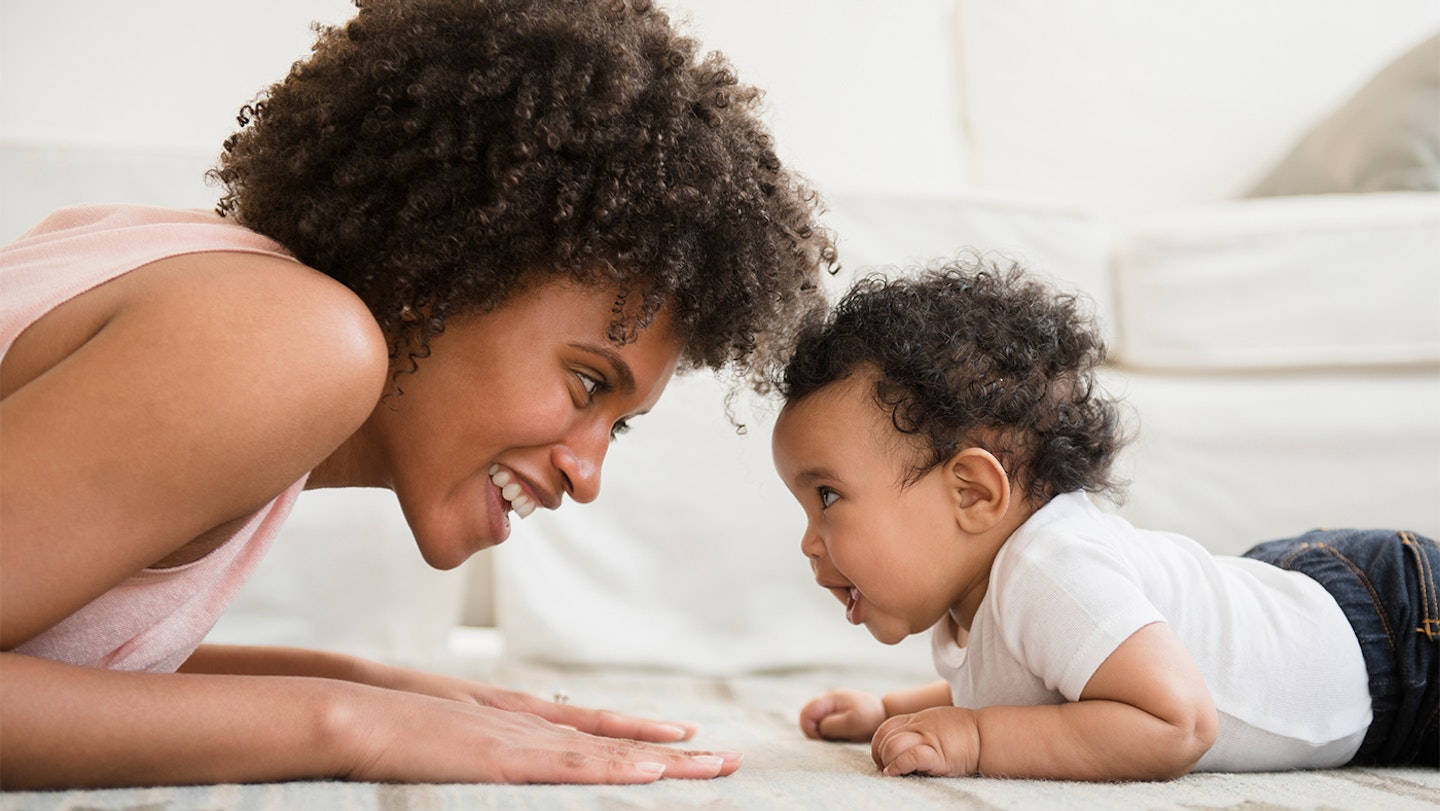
[1,651,358,789]
[9,648,740,788]
[180,644,496,705]
[180,643,384,684]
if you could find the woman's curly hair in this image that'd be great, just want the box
[210,0,833,389]
[780,257,1128,503]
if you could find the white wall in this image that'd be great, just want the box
[0,0,355,242]
[0,0,354,151]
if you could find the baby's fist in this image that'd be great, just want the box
[799,688,887,742]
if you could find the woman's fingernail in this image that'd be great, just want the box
[659,724,690,740]
[716,751,745,764]
[690,755,725,770]
[634,761,666,777]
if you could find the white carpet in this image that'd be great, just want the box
[4,657,1437,810]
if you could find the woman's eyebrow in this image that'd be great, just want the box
[568,341,635,393]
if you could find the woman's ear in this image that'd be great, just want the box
[944,448,1013,535]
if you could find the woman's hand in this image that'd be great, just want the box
[336,681,738,784]
[469,684,700,744]
[386,668,700,744]
[183,645,703,746]
[799,688,887,742]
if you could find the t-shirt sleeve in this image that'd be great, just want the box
[988,530,1166,702]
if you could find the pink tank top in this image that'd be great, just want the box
[3,204,309,672]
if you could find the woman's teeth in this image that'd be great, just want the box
[488,465,537,519]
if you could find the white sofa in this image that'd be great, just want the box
[3,3,1439,806]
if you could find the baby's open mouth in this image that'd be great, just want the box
[844,587,861,625]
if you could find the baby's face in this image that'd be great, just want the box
[771,373,992,644]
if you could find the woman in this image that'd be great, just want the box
[0,0,832,787]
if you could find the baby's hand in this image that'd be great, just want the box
[871,706,981,777]
[799,688,887,741]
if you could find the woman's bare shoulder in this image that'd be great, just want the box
[48,248,394,490]
[130,251,390,387]
[0,251,390,647]
[4,249,389,404]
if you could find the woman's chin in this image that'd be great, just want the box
[413,517,505,571]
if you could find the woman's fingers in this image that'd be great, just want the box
[592,711,697,743]
[513,738,740,783]
[343,686,743,784]
[522,697,699,743]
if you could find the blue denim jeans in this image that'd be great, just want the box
[1244,529,1438,766]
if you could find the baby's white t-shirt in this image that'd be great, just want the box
[931,491,1371,771]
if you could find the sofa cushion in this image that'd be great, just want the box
[1112,192,1440,370]
[1248,32,1440,197]
[954,0,1440,215]
[1106,368,1440,555]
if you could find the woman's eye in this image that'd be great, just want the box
[609,419,632,441]
[577,372,603,399]
[818,487,839,509]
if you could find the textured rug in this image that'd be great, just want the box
[4,657,1437,811]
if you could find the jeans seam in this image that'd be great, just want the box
[1402,531,1440,640]
[1276,542,1313,570]
[1316,542,1397,654]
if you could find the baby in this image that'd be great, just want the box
[769,259,1437,780]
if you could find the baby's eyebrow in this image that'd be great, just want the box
[568,341,635,393]
[793,467,841,487]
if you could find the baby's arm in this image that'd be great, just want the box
[871,622,1217,780]
[801,680,952,742]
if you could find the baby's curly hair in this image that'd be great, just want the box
[211,0,833,388]
[780,257,1127,504]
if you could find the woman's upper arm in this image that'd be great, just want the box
[0,252,388,647]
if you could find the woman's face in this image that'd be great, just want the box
[360,278,682,570]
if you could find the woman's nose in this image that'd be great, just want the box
[552,425,608,504]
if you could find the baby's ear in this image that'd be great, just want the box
[944,448,1012,535]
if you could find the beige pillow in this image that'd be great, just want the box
[1248,31,1439,196]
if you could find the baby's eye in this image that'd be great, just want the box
[818,487,839,509]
